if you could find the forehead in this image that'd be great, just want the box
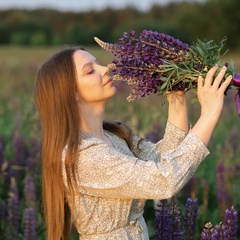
[73,50,95,67]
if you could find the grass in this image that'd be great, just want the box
[0,45,240,239]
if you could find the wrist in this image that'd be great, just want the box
[199,111,220,126]
[168,93,187,111]
[167,91,186,101]
[191,115,218,146]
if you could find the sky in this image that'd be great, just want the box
[0,0,204,12]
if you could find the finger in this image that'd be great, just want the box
[212,66,227,89]
[204,65,219,87]
[197,74,204,90]
[218,75,232,95]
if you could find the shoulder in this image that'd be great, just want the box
[80,132,105,150]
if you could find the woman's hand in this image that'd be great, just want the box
[197,65,232,122]
[191,65,232,146]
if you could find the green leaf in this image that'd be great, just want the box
[160,80,169,90]
[157,67,174,73]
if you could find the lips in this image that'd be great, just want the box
[103,78,112,86]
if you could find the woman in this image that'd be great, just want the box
[34,46,232,240]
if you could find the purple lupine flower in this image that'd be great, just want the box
[229,127,238,152]
[154,197,183,240]
[24,175,36,209]
[11,130,30,180]
[169,197,183,240]
[26,138,42,174]
[7,177,20,240]
[216,162,233,217]
[222,207,238,239]
[95,30,237,102]
[200,222,213,240]
[155,199,172,240]
[233,74,240,116]
[95,30,191,101]
[233,74,240,87]
[24,208,37,240]
[28,137,41,160]
[12,129,29,167]
[182,198,198,239]
[201,207,238,239]
[26,156,36,173]
[235,90,240,116]
[211,224,223,240]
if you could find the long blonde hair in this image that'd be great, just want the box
[34,46,134,240]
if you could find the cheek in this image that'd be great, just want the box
[77,82,103,101]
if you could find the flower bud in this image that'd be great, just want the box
[233,74,240,87]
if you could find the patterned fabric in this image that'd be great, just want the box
[62,121,209,239]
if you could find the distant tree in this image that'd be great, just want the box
[0,23,11,44]
[67,23,94,45]
[206,0,240,49]
[0,1,239,49]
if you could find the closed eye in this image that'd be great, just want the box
[87,69,94,74]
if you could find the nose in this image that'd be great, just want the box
[101,65,109,76]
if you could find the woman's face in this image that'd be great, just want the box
[73,50,116,104]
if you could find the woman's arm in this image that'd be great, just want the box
[131,122,188,159]
[167,91,189,132]
[131,65,231,161]
[129,92,189,157]
[191,65,232,146]
[71,133,208,200]
[167,65,232,146]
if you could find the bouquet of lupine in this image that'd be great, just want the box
[94,30,240,114]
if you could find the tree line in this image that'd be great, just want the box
[0,0,239,50]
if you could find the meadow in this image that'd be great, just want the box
[0,46,240,239]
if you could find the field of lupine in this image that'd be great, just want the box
[0,46,240,239]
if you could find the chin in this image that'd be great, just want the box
[106,88,116,100]
[111,85,117,95]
